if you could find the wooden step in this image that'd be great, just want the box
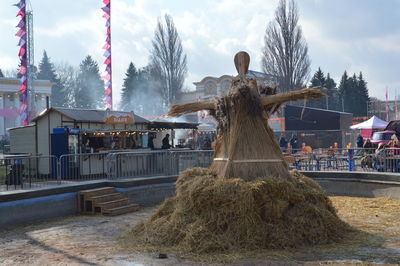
[94,198,131,210]
[102,203,140,216]
[78,187,117,214]
[88,193,124,203]
[78,187,116,197]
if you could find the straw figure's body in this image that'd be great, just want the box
[169,52,324,181]
[125,53,349,255]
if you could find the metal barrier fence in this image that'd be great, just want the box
[3,147,400,192]
[0,155,58,191]
[284,147,400,172]
[59,153,108,182]
[106,150,214,179]
[0,150,214,192]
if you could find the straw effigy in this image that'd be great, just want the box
[122,52,350,258]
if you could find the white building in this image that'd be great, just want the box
[0,78,52,137]
[179,70,276,103]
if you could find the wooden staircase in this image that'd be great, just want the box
[78,187,139,216]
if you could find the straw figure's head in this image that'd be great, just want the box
[230,51,259,97]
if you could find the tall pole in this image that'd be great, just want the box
[26,9,35,119]
[102,0,112,110]
[386,88,389,121]
[396,89,398,120]
[14,0,29,126]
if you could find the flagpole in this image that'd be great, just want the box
[396,89,398,120]
[386,88,389,121]
[102,0,112,110]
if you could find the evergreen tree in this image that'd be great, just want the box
[74,55,104,109]
[347,74,359,114]
[134,67,150,113]
[308,67,326,109]
[37,51,68,107]
[338,71,369,116]
[338,71,349,112]
[0,68,4,78]
[325,73,340,111]
[120,62,138,111]
[354,72,369,116]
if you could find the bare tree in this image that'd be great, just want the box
[261,0,310,92]
[54,62,78,108]
[150,14,187,107]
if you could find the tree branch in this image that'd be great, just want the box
[261,87,325,107]
[168,99,217,117]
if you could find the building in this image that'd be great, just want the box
[179,70,276,104]
[270,105,353,148]
[0,78,52,137]
[177,71,276,124]
[9,107,198,156]
[368,98,398,122]
[8,107,198,178]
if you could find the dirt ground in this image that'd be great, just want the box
[1,196,400,266]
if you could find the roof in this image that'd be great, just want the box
[7,124,35,131]
[150,121,198,129]
[32,107,150,124]
[350,115,388,129]
[0,78,54,87]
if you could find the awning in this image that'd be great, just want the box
[350,115,388,129]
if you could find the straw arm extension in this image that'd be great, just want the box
[261,87,325,108]
[168,99,217,117]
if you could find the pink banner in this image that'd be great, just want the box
[102,0,112,109]
[15,0,29,126]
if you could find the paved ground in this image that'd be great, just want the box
[1,197,400,265]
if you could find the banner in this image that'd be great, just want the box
[102,0,112,109]
[14,0,28,126]
[104,110,135,124]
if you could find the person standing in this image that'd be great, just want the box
[279,135,288,152]
[147,134,154,150]
[289,134,298,153]
[356,134,364,149]
[162,134,171,149]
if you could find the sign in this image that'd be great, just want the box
[104,110,135,125]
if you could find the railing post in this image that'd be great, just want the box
[57,156,61,184]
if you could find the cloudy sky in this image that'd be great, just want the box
[0,0,399,106]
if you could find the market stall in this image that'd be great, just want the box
[350,115,388,139]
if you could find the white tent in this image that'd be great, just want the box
[350,115,388,129]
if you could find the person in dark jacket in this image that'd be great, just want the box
[356,134,364,148]
[162,134,171,149]
[279,135,288,152]
[289,134,298,153]
[147,134,154,150]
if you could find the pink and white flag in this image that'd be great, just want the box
[101,0,112,109]
[14,0,29,126]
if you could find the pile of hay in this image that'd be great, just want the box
[122,168,350,254]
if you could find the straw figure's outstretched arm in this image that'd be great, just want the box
[168,99,218,117]
[260,87,325,108]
